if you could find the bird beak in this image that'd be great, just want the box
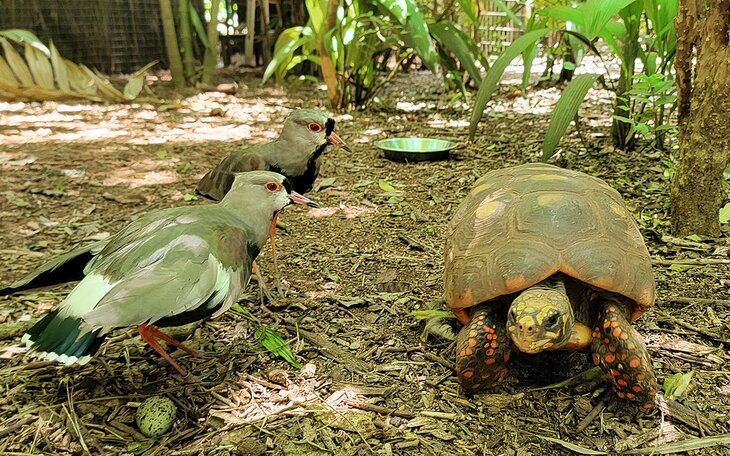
[327,132,353,152]
[289,191,319,208]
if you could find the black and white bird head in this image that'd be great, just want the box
[279,109,352,157]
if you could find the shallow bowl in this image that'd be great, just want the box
[374,137,457,162]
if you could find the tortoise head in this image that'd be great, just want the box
[506,284,574,353]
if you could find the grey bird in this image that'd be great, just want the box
[196,108,352,201]
[9,171,317,375]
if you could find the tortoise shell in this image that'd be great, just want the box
[444,163,655,322]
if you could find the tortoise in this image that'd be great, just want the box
[444,163,657,410]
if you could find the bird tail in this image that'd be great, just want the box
[22,310,106,365]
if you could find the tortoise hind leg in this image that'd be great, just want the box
[590,298,657,410]
[455,304,511,394]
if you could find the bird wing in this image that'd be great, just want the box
[196,149,268,201]
[56,209,253,330]
[1,240,107,296]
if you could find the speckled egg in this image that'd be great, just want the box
[135,396,177,438]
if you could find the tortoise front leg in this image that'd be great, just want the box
[591,298,657,410]
[455,304,511,394]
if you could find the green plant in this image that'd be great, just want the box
[613,72,677,149]
[468,0,678,157]
[265,0,441,109]
[264,0,483,109]
[159,0,219,87]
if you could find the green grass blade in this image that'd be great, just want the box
[188,6,212,52]
[491,0,524,29]
[468,28,551,141]
[255,325,301,369]
[262,35,308,84]
[541,73,599,161]
[430,21,481,85]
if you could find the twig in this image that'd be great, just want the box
[656,395,717,432]
[668,296,730,307]
[656,313,730,343]
[352,402,416,419]
[422,352,455,371]
[0,416,36,439]
[290,324,372,374]
[653,258,730,266]
[576,392,608,433]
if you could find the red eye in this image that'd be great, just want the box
[265,182,281,192]
[308,122,323,132]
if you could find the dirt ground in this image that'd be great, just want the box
[0,69,728,455]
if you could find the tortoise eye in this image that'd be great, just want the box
[545,313,560,328]
[307,122,323,132]
[265,181,281,192]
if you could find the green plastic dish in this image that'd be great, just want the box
[374,137,456,162]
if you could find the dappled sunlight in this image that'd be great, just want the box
[308,204,377,219]
[102,169,179,188]
[0,90,300,146]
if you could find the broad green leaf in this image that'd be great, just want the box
[49,42,69,92]
[263,35,308,83]
[430,21,481,85]
[378,179,396,193]
[468,28,551,141]
[0,55,19,87]
[542,73,599,161]
[304,0,325,36]
[123,76,144,99]
[24,44,54,89]
[662,371,693,399]
[583,0,638,39]
[188,6,212,51]
[1,38,33,86]
[456,0,478,24]
[255,325,301,369]
[378,0,440,73]
[183,193,198,201]
[0,29,49,54]
[378,0,408,23]
[542,6,584,26]
[720,202,730,224]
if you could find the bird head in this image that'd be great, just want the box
[225,171,319,214]
[280,109,352,155]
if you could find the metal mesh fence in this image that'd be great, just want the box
[478,1,532,56]
[0,0,168,74]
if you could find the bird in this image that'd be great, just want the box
[7,171,318,375]
[195,108,352,201]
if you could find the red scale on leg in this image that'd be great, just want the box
[455,304,511,394]
[590,300,657,410]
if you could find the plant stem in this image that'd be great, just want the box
[178,0,195,81]
[201,0,220,85]
[319,0,341,108]
[159,0,185,88]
